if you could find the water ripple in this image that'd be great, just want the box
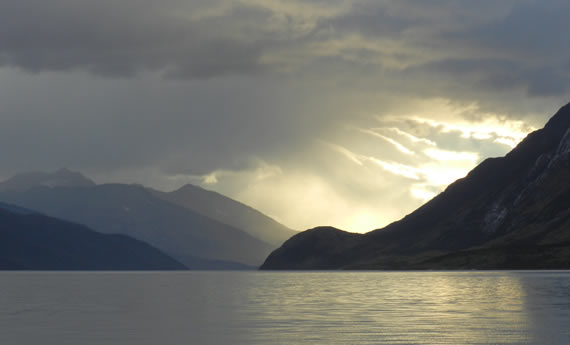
[0,271,569,345]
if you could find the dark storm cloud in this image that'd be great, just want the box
[446,0,570,58]
[408,58,570,98]
[305,0,570,103]
[319,2,416,38]
[0,0,266,78]
[429,0,570,98]
[1,0,568,100]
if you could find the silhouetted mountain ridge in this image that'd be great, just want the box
[0,183,273,269]
[261,103,570,270]
[0,168,297,269]
[0,205,186,270]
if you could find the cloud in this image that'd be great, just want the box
[368,158,421,180]
[0,0,267,78]
[423,148,478,162]
[378,127,437,147]
[446,0,570,59]
[0,0,568,233]
[1,0,568,104]
[357,128,416,156]
[326,142,365,166]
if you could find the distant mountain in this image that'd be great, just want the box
[0,205,185,270]
[0,201,37,215]
[153,184,297,246]
[262,103,570,270]
[0,168,95,192]
[0,183,274,269]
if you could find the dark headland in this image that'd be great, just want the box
[261,103,570,270]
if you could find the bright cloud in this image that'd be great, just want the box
[358,128,416,155]
[423,148,479,162]
[410,186,437,203]
[380,127,437,147]
[367,158,421,180]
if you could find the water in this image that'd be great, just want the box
[1,271,569,345]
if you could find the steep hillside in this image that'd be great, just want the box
[262,103,570,270]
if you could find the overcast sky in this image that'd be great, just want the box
[1,0,569,232]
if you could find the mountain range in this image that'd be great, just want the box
[0,171,296,270]
[0,168,96,192]
[0,203,185,270]
[152,184,296,246]
[261,103,570,270]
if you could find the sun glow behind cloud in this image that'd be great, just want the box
[397,101,535,150]
[358,128,416,155]
[162,103,531,235]
[172,100,536,234]
[313,101,534,232]
[423,148,479,162]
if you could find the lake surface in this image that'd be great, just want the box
[1,271,569,345]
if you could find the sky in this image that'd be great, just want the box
[0,0,569,233]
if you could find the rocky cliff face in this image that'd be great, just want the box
[261,103,570,270]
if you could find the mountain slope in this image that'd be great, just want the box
[0,206,186,270]
[153,184,297,246]
[0,183,274,268]
[261,103,570,270]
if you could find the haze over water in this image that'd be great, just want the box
[1,271,569,345]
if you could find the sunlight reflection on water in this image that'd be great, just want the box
[0,271,569,345]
